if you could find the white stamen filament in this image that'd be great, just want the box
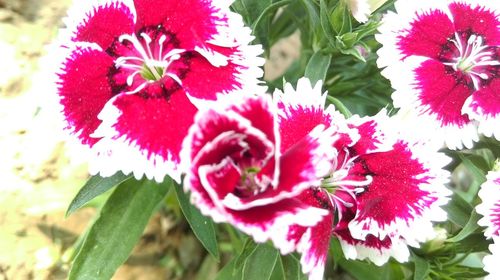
[116,32,186,94]
[444,33,499,90]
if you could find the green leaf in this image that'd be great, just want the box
[280,255,307,280]
[231,0,272,50]
[234,238,258,271]
[447,209,481,243]
[269,257,285,280]
[319,0,337,47]
[305,51,332,85]
[442,192,473,228]
[326,95,352,118]
[242,244,279,280]
[329,0,351,35]
[454,233,491,253]
[215,258,243,280]
[66,172,132,217]
[412,254,430,280]
[69,179,169,280]
[174,183,220,261]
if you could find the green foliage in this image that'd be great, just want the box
[69,179,169,280]
[66,172,132,216]
[173,182,220,261]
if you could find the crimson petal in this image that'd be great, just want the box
[57,44,115,146]
[397,9,454,59]
[72,1,135,50]
[449,2,500,45]
[111,89,197,165]
[415,59,472,127]
[133,0,225,51]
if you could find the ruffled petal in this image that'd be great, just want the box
[335,232,410,266]
[348,140,451,245]
[90,89,197,182]
[397,8,454,59]
[483,237,500,280]
[180,52,250,100]
[449,2,500,45]
[477,170,500,238]
[57,43,115,147]
[274,78,333,152]
[71,1,136,50]
[463,78,500,140]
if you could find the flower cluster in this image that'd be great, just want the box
[54,0,499,279]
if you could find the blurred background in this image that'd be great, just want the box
[0,1,300,279]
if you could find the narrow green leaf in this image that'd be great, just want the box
[412,254,430,280]
[242,244,279,280]
[234,238,258,271]
[447,209,481,243]
[305,51,332,85]
[66,172,132,217]
[174,183,220,261]
[459,153,487,183]
[319,0,337,47]
[326,95,353,118]
[215,258,243,280]
[454,233,491,253]
[300,0,322,41]
[442,192,473,227]
[281,255,306,280]
[69,179,169,280]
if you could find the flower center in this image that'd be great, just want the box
[320,148,372,208]
[446,33,500,89]
[114,32,186,94]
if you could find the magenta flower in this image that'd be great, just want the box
[268,78,451,279]
[476,168,500,279]
[181,92,337,244]
[54,0,264,182]
[376,0,500,149]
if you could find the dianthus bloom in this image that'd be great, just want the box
[377,0,500,149]
[181,92,337,245]
[476,168,500,279]
[54,0,264,182]
[269,79,451,279]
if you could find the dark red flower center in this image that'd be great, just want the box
[441,32,500,89]
[106,26,193,99]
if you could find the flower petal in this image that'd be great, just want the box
[90,89,197,182]
[477,170,500,239]
[483,237,500,280]
[463,77,500,140]
[449,2,500,45]
[348,140,451,245]
[335,231,410,266]
[397,8,454,59]
[274,78,333,152]
[70,1,136,50]
[57,43,115,147]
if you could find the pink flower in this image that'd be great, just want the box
[54,0,264,182]
[181,91,337,244]
[330,113,451,265]
[376,0,500,149]
[476,168,500,279]
[270,78,451,279]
